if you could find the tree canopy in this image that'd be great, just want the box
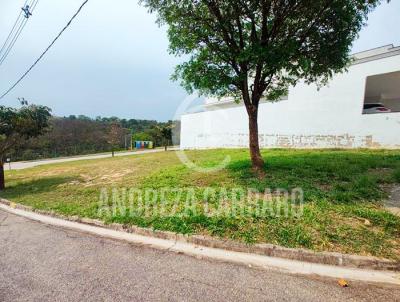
[0,104,51,158]
[0,104,52,189]
[143,0,385,100]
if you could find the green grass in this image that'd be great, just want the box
[1,149,400,260]
[393,168,400,183]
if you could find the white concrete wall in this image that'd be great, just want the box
[181,53,400,149]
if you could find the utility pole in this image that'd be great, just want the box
[130,129,133,150]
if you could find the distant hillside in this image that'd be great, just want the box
[9,115,179,161]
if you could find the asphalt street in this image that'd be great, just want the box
[7,149,167,170]
[0,210,399,302]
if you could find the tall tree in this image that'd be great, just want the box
[107,122,124,157]
[154,123,173,151]
[0,104,51,190]
[141,0,386,173]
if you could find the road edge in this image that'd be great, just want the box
[0,200,399,285]
[9,148,167,170]
[0,198,398,271]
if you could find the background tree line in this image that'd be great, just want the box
[8,115,179,161]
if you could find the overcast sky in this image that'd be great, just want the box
[0,0,399,121]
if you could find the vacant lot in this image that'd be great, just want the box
[2,149,400,260]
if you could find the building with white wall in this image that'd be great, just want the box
[180,45,400,149]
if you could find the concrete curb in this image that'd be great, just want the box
[0,198,398,271]
[0,200,400,285]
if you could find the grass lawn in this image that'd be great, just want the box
[1,149,400,260]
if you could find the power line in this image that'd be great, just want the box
[0,18,28,65]
[0,0,28,57]
[0,0,33,62]
[0,0,39,66]
[0,0,39,67]
[0,0,89,100]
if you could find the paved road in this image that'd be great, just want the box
[7,149,168,170]
[0,210,399,302]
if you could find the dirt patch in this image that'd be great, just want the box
[79,169,134,187]
[368,167,392,174]
[317,183,333,191]
[385,185,400,216]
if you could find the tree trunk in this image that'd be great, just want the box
[0,161,5,191]
[248,108,265,173]
[111,149,115,157]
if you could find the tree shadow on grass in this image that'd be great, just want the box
[0,176,76,200]
[226,150,400,204]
